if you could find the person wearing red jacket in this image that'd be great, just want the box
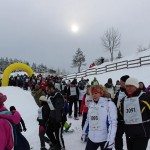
[80,85,93,129]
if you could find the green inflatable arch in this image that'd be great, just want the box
[2,62,34,86]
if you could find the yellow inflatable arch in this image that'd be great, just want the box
[2,62,34,86]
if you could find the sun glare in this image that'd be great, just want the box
[71,25,79,33]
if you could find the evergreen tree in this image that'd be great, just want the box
[116,51,122,59]
[72,48,86,73]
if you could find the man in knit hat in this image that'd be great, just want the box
[114,75,129,150]
[118,77,150,150]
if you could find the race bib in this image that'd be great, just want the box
[124,97,142,124]
[70,87,77,96]
[117,91,126,108]
[89,105,101,131]
[85,95,93,107]
[38,107,43,119]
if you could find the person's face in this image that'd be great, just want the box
[46,87,52,94]
[125,85,137,95]
[139,83,144,89]
[120,80,125,88]
[91,88,103,101]
[35,85,40,90]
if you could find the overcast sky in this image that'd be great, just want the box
[0,0,150,73]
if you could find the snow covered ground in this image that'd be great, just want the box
[0,63,150,149]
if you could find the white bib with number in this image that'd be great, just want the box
[117,91,126,108]
[70,87,77,96]
[124,93,143,124]
[85,95,93,107]
[79,89,86,100]
[89,104,101,131]
[38,107,43,119]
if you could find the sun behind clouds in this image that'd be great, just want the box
[71,24,79,33]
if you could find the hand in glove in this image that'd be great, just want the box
[81,134,87,142]
[39,126,45,133]
[104,141,114,150]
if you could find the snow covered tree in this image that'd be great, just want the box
[116,51,122,59]
[101,27,121,61]
[72,48,86,73]
[31,63,37,71]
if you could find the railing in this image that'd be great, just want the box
[64,55,150,80]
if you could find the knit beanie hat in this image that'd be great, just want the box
[120,75,130,82]
[10,106,16,111]
[125,77,139,88]
[0,93,7,106]
[108,78,112,84]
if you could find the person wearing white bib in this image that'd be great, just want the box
[80,85,93,129]
[119,77,150,150]
[82,85,117,150]
[114,75,129,150]
[38,96,53,150]
[67,81,79,120]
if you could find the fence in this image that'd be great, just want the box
[64,55,150,80]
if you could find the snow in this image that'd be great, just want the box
[0,50,150,149]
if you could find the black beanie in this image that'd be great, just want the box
[108,78,112,84]
[120,75,130,82]
[10,106,16,111]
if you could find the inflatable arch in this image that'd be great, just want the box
[2,62,34,86]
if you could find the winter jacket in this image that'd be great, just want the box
[0,107,21,124]
[82,97,117,143]
[0,106,21,150]
[47,92,65,123]
[0,106,13,150]
[119,90,150,138]
[31,89,45,107]
[67,85,79,100]
[80,94,93,113]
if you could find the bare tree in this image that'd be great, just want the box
[101,27,121,61]
[72,48,86,73]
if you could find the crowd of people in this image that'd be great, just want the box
[0,74,150,150]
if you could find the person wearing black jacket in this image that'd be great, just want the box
[113,75,129,150]
[67,81,79,120]
[46,83,65,150]
[119,77,150,150]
